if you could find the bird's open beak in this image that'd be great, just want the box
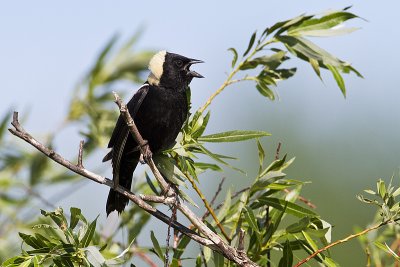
[187,59,204,78]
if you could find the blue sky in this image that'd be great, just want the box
[1,1,400,265]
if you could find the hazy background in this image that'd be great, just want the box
[1,1,400,265]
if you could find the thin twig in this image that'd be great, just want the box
[202,177,226,220]
[8,112,212,248]
[139,194,175,204]
[9,108,259,267]
[183,171,231,242]
[238,229,245,252]
[77,140,84,168]
[165,196,178,267]
[294,219,398,267]
[275,142,281,160]
[210,177,226,207]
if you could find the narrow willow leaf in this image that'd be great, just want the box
[213,250,225,267]
[302,230,318,251]
[194,162,223,172]
[243,207,260,235]
[85,246,106,267]
[252,171,286,192]
[172,235,191,262]
[192,111,211,139]
[203,246,212,263]
[69,207,81,230]
[145,172,159,195]
[257,139,265,175]
[291,27,359,37]
[150,231,165,261]
[326,64,346,97]
[199,130,270,143]
[288,11,358,36]
[374,241,400,261]
[377,179,387,199]
[240,50,287,70]
[253,197,318,217]
[197,145,245,174]
[286,217,310,233]
[256,81,275,100]
[217,189,231,222]
[228,48,238,68]
[106,239,136,265]
[309,58,321,79]
[363,189,376,195]
[392,187,400,197]
[80,216,98,247]
[179,190,199,208]
[278,240,293,267]
[243,31,257,56]
[18,260,32,267]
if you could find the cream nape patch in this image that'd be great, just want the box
[148,50,167,85]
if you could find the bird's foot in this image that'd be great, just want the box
[139,140,152,164]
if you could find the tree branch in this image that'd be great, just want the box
[8,112,212,248]
[9,105,259,267]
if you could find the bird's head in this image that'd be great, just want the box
[147,51,204,88]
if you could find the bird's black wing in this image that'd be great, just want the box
[104,84,150,215]
[102,84,150,162]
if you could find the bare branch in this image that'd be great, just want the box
[139,194,175,204]
[8,112,211,248]
[238,229,245,252]
[77,140,84,168]
[9,109,260,267]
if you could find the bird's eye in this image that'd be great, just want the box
[175,60,183,67]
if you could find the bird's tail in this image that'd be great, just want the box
[106,155,139,216]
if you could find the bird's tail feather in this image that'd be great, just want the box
[106,156,139,216]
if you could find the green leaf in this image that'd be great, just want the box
[243,207,261,237]
[243,31,257,56]
[374,241,400,261]
[288,11,358,37]
[85,246,106,267]
[228,48,238,68]
[326,64,346,97]
[264,14,313,37]
[377,179,387,199]
[171,235,191,266]
[252,171,286,193]
[257,139,265,175]
[150,231,165,261]
[217,189,231,222]
[145,172,159,195]
[199,130,270,143]
[80,216,98,247]
[286,217,310,233]
[309,58,321,79]
[69,207,81,230]
[256,79,275,100]
[153,155,186,186]
[278,240,293,267]
[253,197,318,218]
[203,246,212,263]
[213,250,224,267]
[240,50,288,70]
[194,162,223,172]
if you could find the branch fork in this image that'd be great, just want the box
[9,91,260,266]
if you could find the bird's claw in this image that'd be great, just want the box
[139,140,152,164]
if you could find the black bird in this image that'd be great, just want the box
[103,51,203,215]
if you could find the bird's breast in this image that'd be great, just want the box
[134,86,188,153]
